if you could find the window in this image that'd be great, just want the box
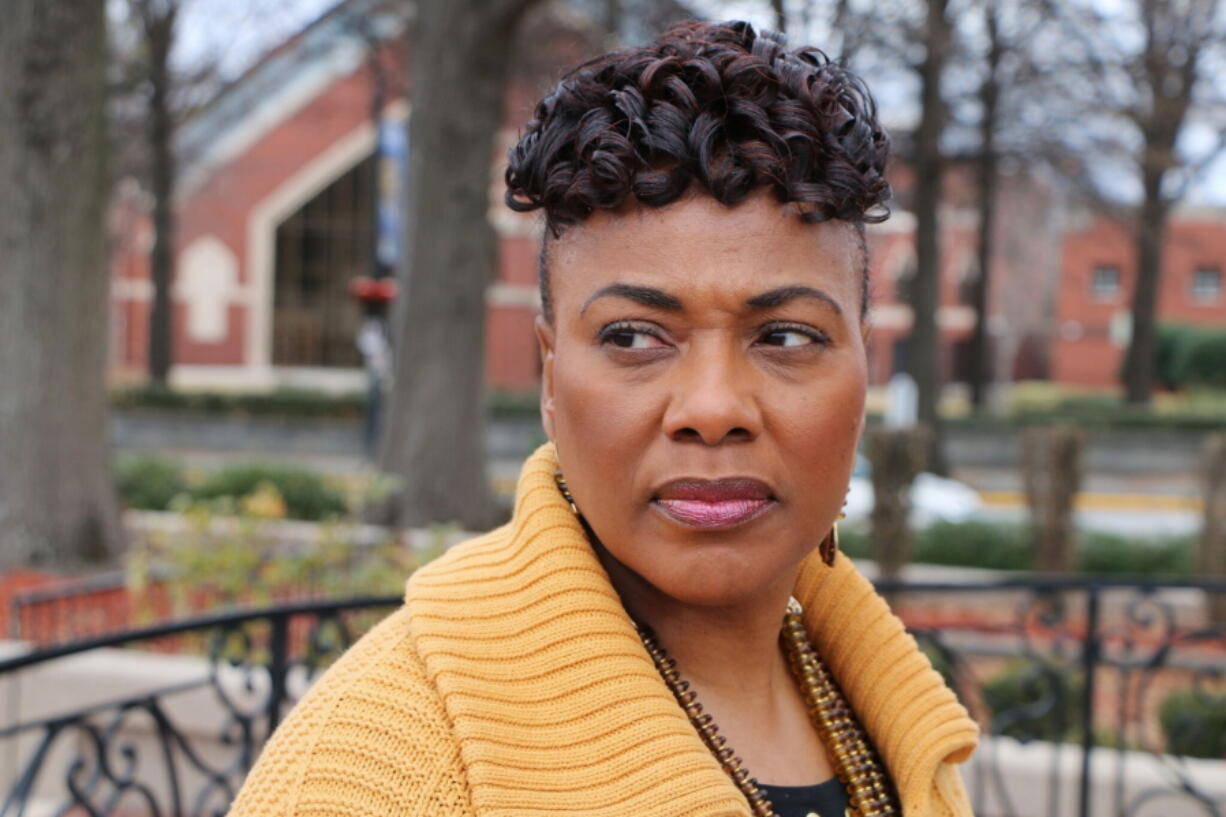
[895,257,917,304]
[1192,266,1222,303]
[958,263,979,307]
[1090,265,1120,299]
[272,153,376,368]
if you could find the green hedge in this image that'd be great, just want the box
[116,456,191,511]
[983,661,1082,742]
[116,457,347,521]
[1076,530,1191,575]
[1158,323,1226,391]
[111,386,544,420]
[1006,397,1226,432]
[1159,690,1226,758]
[191,465,347,521]
[112,386,368,418]
[839,522,1030,571]
[838,522,1193,576]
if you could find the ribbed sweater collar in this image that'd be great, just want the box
[406,443,977,817]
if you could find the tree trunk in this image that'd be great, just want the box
[1197,434,1226,623]
[770,0,786,33]
[1122,175,1167,405]
[908,0,950,473]
[1121,0,1201,406]
[377,0,541,530]
[969,1,1001,412]
[0,0,125,569]
[1021,426,1083,573]
[601,0,623,38]
[145,3,178,385]
[868,427,928,580]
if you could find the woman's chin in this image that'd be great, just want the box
[640,547,790,609]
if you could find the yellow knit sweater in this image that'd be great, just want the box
[229,442,978,817]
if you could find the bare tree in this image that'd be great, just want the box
[112,0,292,385]
[0,0,125,568]
[966,0,1003,411]
[771,0,787,33]
[378,0,546,529]
[910,0,952,473]
[134,0,180,385]
[833,0,957,473]
[963,0,1051,410]
[1057,0,1226,404]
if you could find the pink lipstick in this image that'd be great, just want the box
[652,478,777,531]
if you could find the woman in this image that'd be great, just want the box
[230,20,977,817]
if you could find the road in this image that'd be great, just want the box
[953,465,1204,537]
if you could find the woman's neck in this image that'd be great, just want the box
[592,538,798,703]
[592,536,837,786]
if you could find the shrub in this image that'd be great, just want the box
[1175,328,1226,389]
[1148,323,1226,391]
[112,385,368,418]
[112,385,553,420]
[1156,324,1203,390]
[127,506,449,621]
[841,520,1193,577]
[192,464,347,521]
[839,521,1032,570]
[1076,531,1192,576]
[486,389,542,417]
[983,661,1082,742]
[116,456,190,511]
[1003,378,1226,431]
[914,522,1033,571]
[837,525,871,559]
[1159,690,1226,758]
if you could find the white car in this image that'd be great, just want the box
[843,454,984,527]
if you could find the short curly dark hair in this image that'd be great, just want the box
[505,19,891,323]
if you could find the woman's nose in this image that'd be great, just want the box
[661,345,762,446]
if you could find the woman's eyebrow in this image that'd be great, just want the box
[579,283,843,316]
[745,285,843,316]
[581,284,684,314]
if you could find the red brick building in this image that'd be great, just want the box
[109,0,560,393]
[863,164,1063,388]
[107,3,1226,395]
[1052,209,1226,388]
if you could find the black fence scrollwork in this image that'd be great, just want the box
[1,580,1224,817]
[0,597,399,817]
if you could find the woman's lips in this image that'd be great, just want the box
[654,497,775,529]
[652,478,777,530]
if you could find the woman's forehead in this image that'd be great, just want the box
[548,194,860,307]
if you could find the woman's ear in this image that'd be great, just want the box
[534,314,557,441]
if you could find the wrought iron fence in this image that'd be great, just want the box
[0,597,400,817]
[0,579,1223,817]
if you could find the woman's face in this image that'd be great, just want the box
[536,192,868,608]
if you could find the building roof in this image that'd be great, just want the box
[175,0,699,198]
[177,0,406,197]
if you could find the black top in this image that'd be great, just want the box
[756,777,850,817]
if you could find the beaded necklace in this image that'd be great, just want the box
[633,598,898,817]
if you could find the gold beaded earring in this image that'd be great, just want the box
[554,470,579,515]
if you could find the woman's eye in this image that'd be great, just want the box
[760,327,823,347]
[602,325,665,349]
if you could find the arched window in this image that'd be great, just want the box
[272,153,377,368]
